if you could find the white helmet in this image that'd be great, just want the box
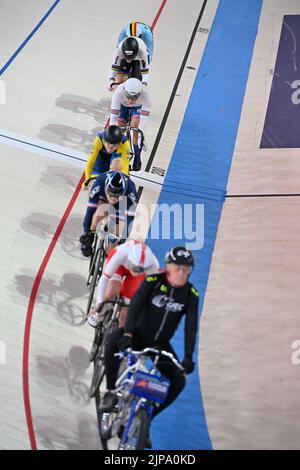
[127,242,155,273]
[124,78,143,100]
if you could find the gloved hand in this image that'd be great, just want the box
[82,179,90,190]
[181,356,195,374]
[117,334,132,352]
[108,81,118,92]
[79,231,95,257]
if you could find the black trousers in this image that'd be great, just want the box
[104,328,186,418]
[119,59,142,81]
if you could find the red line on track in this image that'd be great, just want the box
[151,0,168,30]
[22,0,168,451]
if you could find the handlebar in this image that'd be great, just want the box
[97,298,128,312]
[119,126,144,137]
[114,347,184,372]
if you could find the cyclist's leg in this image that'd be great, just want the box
[130,60,142,81]
[118,305,129,328]
[130,109,142,170]
[115,59,132,84]
[114,72,128,85]
[152,344,186,418]
[103,327,124,390]
[118,104,130,129]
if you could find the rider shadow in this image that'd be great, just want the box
[55,94,111,124]
[39,165,82,194]
[37,124,99,154]
[10,270,88,325]
[20,211,85,260]
[34,346,91,406]
[34,412,100,450]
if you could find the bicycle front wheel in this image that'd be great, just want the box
[86,241,105,315]
[119,408,149,450]
[89,341,106,398]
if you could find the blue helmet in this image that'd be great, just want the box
[105,171,128,197]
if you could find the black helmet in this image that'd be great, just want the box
[165,246,194,267]
[105,171,128,197]
[103,125,123,145]
[122,36,139,60]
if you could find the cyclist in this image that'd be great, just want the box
[110,78,151,171]
[82,126,130,189]
[117,21,154,64]
[108,35,150,91]
[100,246,199,439]
[87,240,160,328]
[79,171,137,257]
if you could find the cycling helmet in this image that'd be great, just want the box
[103,125,123,145]
[105,171,128,197]
[127,242,155,273]
[122,36,139,60]
[165,246,194,267]
[123,78,143,100]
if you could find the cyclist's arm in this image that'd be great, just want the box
[138,91,151,133]
[184,286,199,358]
[120,186,137,239]
[124,276,157,335]
[140,51,150,86]
[82,181,100,233]
[137,39,150,86]
[110,86,122,125]
[109,47,121,84]
[96,245,128,303]
[83,137,102,187]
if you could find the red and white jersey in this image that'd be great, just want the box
[110,84,151,133]
[96,240,160,304]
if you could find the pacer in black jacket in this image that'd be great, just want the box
[101,246,199,421]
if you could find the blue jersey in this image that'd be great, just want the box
[83,173,137,239]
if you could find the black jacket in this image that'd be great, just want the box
[124,271,199,358]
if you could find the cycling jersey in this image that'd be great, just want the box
[110,37,150,85]
[96,240,160,303]
[82,173,137,237]
[110,84,151,133]
[83,132,130,187]
[117,21,154,63]
[124,272,199,358]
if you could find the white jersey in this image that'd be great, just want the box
[109,37,150,85]
[110,84,151,133]
[96,240,160,304]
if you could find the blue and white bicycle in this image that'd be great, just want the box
[98,347,183,450]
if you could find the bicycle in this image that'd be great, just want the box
[98,347,184,450]
[85,219,109,317]
[89,297,128,398]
